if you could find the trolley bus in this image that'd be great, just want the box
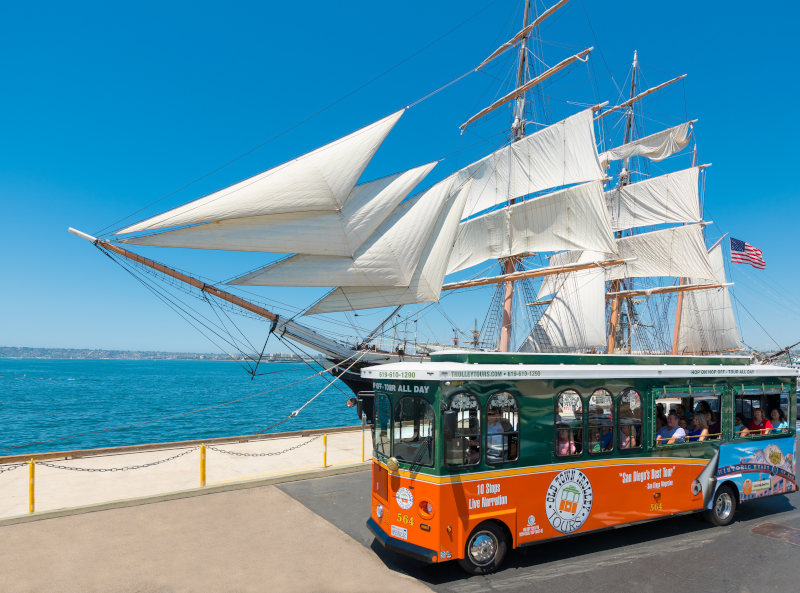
[363,351,797,574]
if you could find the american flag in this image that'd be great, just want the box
[730,237,766,269]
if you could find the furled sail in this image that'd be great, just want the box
[120,161,435,255]
[446,180,615,275]
[229,175,456,286]
[458,108,604,218]
[676,244,740,353]
[606,167,701,232]
[118,110,404,234]
[599,122,692,169]
[304,181,472,314]
[521,252,607,352]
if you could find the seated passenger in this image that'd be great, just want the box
[556,426,577,456]
[679,418,688,431]
[686,413,709,442]
[769,408,789,434]
[486,409,512,462]
[656,411,686,444]
[656,411,668,432]
[591,423,613,453]
[747,408,773,435]
[734,415,750,437]
[619,423,637,449]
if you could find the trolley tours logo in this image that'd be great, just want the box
[545,469,593,533]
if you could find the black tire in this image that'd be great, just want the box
[703,483,737,526]
[457,521,508,575]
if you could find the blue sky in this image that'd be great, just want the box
[1,0,798,354]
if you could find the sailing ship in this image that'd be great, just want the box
[69,0,744,419]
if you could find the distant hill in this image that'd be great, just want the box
[0,347,320,362]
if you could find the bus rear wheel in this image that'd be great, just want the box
[703,484,737,526]
[458,521,508,575]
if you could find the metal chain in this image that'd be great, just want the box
[38,448,195,472]
[206,435,321,458]
[0,462,27,475]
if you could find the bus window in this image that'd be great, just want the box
[445,392,481,466]
[555,389,583,457]
[736,386,791,437]
[392,397,434,466]
[618,388,642,450]
[374,393,391,458]
[486,392,520,465]
[692,394,721,440]
[588,389,614,454]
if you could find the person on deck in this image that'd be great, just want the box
[656,411,686,445]
[747,408,772,435]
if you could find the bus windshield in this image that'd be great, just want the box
[392,396,434,466]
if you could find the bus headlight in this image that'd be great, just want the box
[376,504,384,519]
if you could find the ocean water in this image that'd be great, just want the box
[0,359,361,456]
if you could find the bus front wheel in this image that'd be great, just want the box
[703,484,737,526]
[458,521,508,575]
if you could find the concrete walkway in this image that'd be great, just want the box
[0,482,433,593]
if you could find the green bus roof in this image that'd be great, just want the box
[429,351,752,366]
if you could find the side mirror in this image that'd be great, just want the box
[443,410,457,439]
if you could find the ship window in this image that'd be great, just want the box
[486,392,520,465]
[392,397,434,467]
[444,391,481,466]
[618,388,642,450]
[555,389,583,457]
[373,393,391,458]
[587,389,614,454]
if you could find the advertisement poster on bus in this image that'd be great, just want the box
[716,439,797,501]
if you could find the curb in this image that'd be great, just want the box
[0,461,370,527]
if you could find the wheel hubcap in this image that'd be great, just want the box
[468,532,498,566]
[715,492,732,521]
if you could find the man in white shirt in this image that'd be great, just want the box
[656,410,686,444]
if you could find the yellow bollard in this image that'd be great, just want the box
[28,459,35,514]
[200,444,206,488]
[323,434,327,468]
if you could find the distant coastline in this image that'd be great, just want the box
[0,346,322,362]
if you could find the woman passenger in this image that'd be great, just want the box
[556,426,577,456]
[686,413,709,442]
[748,408,772,435]
[619,423,636,449]
[770,408,789,434]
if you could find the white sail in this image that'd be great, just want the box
[121,162,435,255]
[606,167,701,232]
[539,224,715,294]
[521,253,607,351]
[677,244,740,353]
[447,180,615,274]
[458,108,603,218]
[607,225,715,281]
[304,181,472,314]
[230,175,456,286]
[599,122,692,169]
[118,110,404,234]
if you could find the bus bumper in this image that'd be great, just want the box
[366,518,438,564]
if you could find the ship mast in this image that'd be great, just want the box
[498,0,532,352]
[607,50,638,354]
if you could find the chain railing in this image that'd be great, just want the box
[1,429,369,517]
[0,462,26,475]
[38,448,195,472]
[205,435,321,458]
